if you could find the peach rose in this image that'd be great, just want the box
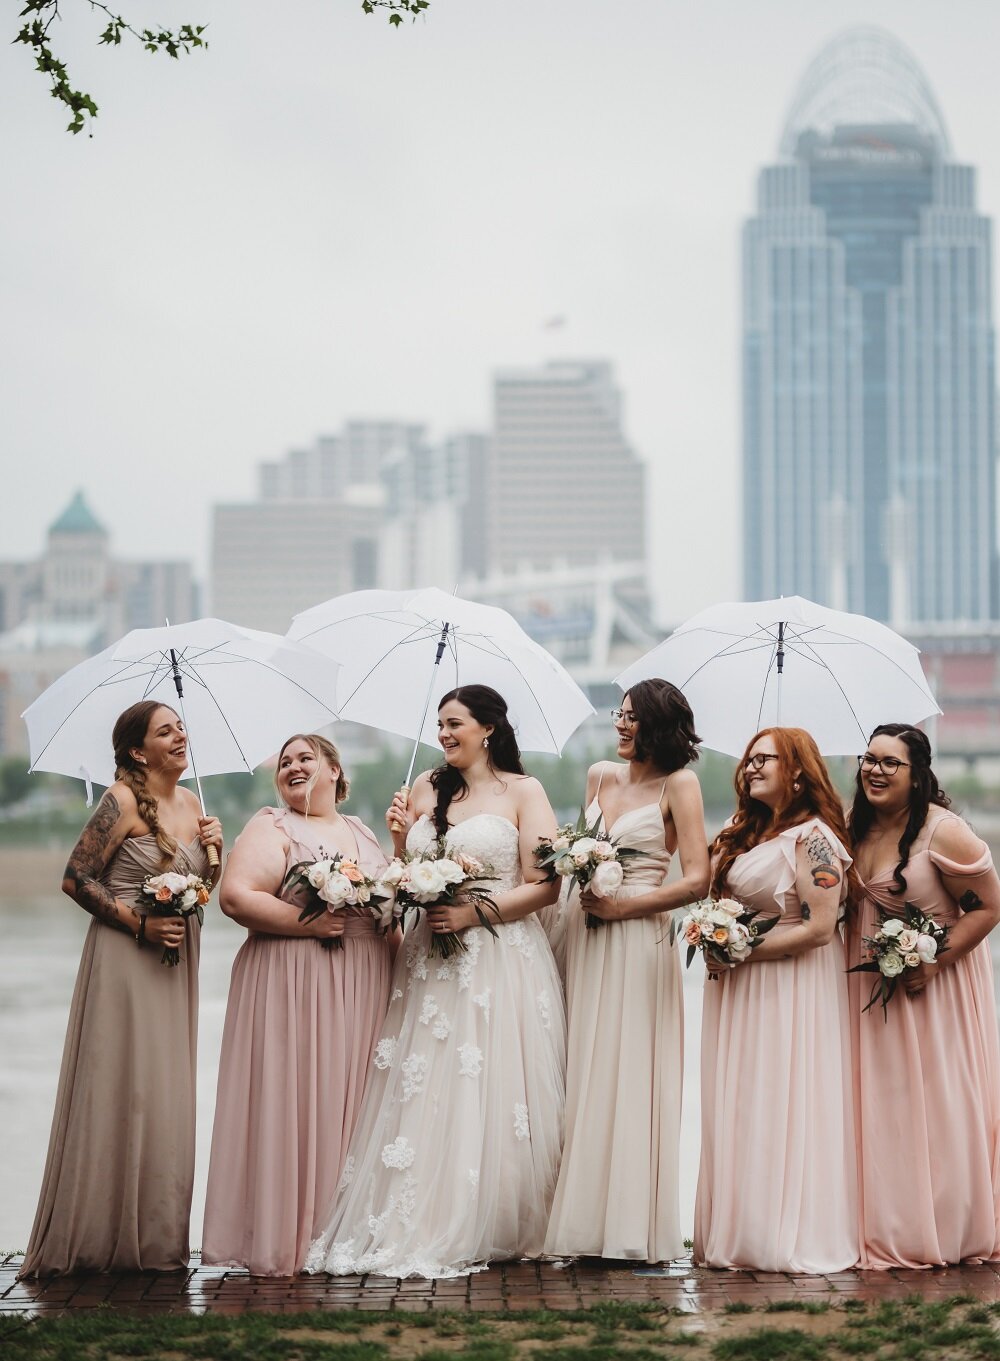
[712,926,729,944]
[155,885,173,903]
[684,919,702,946]
[339,860,364,884]
[196,886,210,905]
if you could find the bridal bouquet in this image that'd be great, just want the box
[281,852,397,950]
[391,839,500,959]
[679,897,778,971]
[141,871,212,966]
[847,904,949,1018]
[534,810,639,928]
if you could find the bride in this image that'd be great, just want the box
[306,684,566,1278]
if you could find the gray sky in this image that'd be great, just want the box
[3,0,1000,625]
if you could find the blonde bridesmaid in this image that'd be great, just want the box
[545,680,709,1263]
[694,726,858,1273]
[21,702,222,1277]
[201,734,394,1276]
[848,723,1000,1268]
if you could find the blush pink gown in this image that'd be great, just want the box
[694,818,859,1273]
[201,808,392,1275]
[847,807,1000,1268]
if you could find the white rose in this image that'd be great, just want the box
[915,933,938,963]
[307,860,334,890]
[407,860,448,902]
[881,950,905,977]
[355,883,372,905]
[554,854,577,876]
[592,840,617,861]
[904,952,921,969]
[319,871,355,907]
[162,872,189,896]
[379,859,405,888]
[180,888,198,908]
[373,896,396,930]
[571,837,598,864]
[716,897,744,918]
[897,929,919,952]
[881,918,905,938]
[436,858,467,886]
[591,859,624,899]
[552,836,570,852]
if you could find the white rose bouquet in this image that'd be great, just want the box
[392,838,500,958]
[679,896,779,972]
[141,871,212,966]
[847,904,949,1018]
[534,810,640,929]
[281,852,397,950]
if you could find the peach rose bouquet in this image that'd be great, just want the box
[281,851,397,949]
[847,904,949,1018]
[141,871,212,966]
[534,809,640,929]
[679,896,778,972]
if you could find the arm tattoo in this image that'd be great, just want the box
[960,889,984,912]
[63,793,131,933]
[801,902,811,921]
[806,831,842,890]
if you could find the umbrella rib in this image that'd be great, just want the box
[27,658,160,770]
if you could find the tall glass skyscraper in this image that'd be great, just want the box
[743,27,998,624]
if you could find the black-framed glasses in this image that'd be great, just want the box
[858,753,911,776]
[610,708,636,727]
[745,753,780,771]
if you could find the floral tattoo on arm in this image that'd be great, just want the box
[959,889,984,912]
[805,831,842,891]
[63,793,132,933]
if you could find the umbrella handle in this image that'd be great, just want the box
[389,784,410,835]
[206,844,220,869]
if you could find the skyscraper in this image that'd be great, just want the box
[743,27,998,625]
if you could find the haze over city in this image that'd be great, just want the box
[5,0,1000,625]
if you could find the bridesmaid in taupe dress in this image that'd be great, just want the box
[20,700,223,1277]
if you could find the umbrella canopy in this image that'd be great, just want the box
[23,618,342,794]
[614,595,941,757]
[288,587,595,758]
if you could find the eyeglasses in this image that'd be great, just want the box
[610,709,636,727]
[745,753,780,771]
[858,753,911,776]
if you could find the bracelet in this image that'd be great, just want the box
[136,914,147,948]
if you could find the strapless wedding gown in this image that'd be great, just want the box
[306,813,566,1278]
[544,795,683,1262]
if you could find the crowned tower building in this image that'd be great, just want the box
[743,27,998,624]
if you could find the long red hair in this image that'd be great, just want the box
[710,727,854,898]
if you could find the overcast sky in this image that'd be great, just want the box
[3,0,1000,625]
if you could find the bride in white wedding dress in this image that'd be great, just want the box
[306,685,566,1279]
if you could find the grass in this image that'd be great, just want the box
[4,1294,1000,1360]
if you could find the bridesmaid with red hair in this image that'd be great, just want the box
[694,727,858,1273]
[848,723,1000,1267]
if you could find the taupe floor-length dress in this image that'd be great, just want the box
[21,834,208,1277]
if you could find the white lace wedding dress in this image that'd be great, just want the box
[305,813,567,1278]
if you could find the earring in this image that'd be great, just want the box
[793,780,801,793]
[483,737,489,749]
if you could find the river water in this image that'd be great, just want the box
[4,836,1000,1252]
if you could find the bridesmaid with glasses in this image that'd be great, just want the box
[545,679,709,1264]
[847,723,1000,1267]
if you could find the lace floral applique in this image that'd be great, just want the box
[506,921,536,961]
[395,1174,417,1226]
[514,1103,530,1141]
[468,1169,480,1192]
[536,990,552,1029]
[418,995,439,1025]
[458,1043,484,1078]
[382,1136,416,1169]
[338,1154,356,1190]
[373,1037,397,1070]
[327,1239,358,1273]
[391,988,403,1002]
[401,1053,428,1102]
[432,1012,452,1040]
[368,1209,388,1235]
[473,988,492,1022]
[406,941,430,984]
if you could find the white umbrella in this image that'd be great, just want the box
[614,595,941,757]
[23,617,342,798]
[288,587,595,784]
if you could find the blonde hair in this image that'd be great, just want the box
[275,733,349,810]
[113,700,179,870]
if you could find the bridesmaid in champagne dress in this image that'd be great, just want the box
[307,685,565,1279]
[201,734,394,1276]
[21,702,222,1277]
[847,723,1000,1267]
[694,727,858,1273]
[544,680,709,1263]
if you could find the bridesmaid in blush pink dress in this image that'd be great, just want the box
[694,727,859,1274]
[848,723,1000,1268]
[201,734,393,1276]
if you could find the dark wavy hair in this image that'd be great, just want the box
[848,723,950,897]
[431,685,524,837]
[624,679,700,773]
[113,701,179,870]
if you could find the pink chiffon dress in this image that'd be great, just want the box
[847,807,1000,1268]
[201,808,392,1275]
[694,818,859,1273]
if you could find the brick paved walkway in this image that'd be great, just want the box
[6,1253,1000,1318]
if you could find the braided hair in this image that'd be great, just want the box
[431,685,524,837]
[112,701,179,870]
[849,723,950,897]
